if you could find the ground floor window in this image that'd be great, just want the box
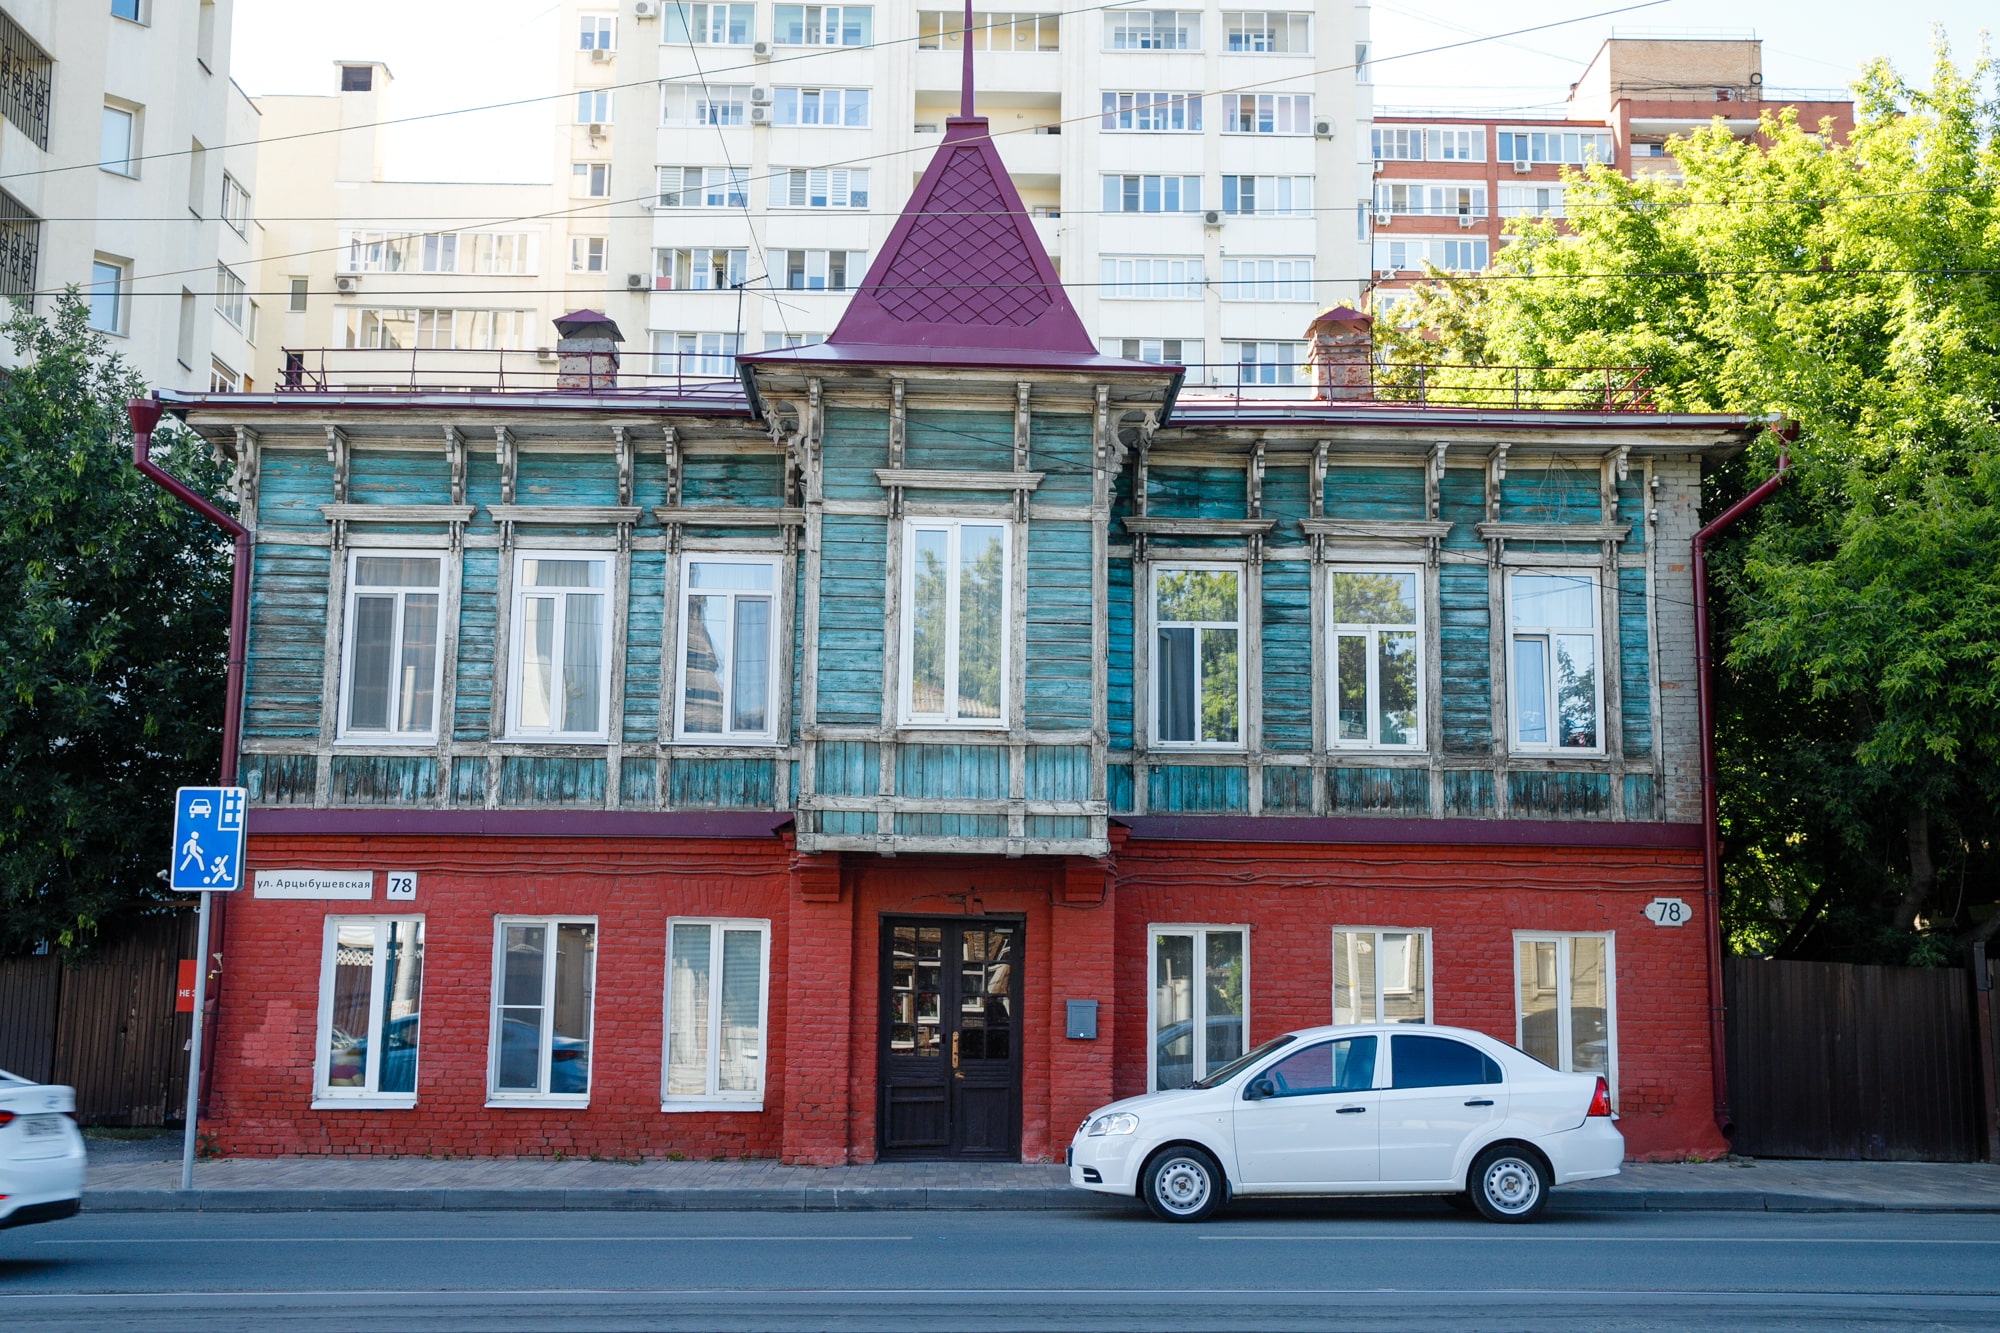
[315,917,424,1104]
[663,919,770,1109]
[490,918,597,1101]
[1515,932,1615,1092]
[1150,925,1247,1090]
[1332,927,1430,1025]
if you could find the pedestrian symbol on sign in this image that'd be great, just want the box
[170,787,248,893]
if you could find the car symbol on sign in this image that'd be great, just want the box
[188,799,212,818]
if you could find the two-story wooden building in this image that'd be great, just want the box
[162,98,1753,1166]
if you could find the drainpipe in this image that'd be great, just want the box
[1692,424,1794,1141]
[128,395,249,1125]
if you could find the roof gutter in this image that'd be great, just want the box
[1691,423,1794,1143]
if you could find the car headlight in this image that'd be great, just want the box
[1086,1112,1139,1137]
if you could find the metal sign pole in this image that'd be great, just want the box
[180,889,212,1192]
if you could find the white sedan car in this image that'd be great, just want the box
[1069,1024,1620,1223]
[0,1070,86,1231]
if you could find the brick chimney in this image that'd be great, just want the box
[553,310,623,390]
[1305,306,1373,401]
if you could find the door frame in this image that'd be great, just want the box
[875,912,1027,1161]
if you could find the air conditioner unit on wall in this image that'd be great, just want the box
[1512,159,1532,173]
[536,346,557,363]
[753,40,772,59]
[1458,214,1475,228]
[626,273,646,290]
[751,86,772,103]
[588,122,607,139]
[1375,211,1392,225]
[1202,209,1223,227]
[591,47,611,63]
[334,275,359,294]
[1313,119,1334,138]
[633,0,658,17]
[749,104,772,124]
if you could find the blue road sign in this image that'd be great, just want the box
[171,786,247,892]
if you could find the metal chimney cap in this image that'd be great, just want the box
[554,310,625,342]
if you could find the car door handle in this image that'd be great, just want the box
[1464,1099,1495,1107]
[1336,1106,1367,1114]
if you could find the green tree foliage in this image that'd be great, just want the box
[0,295,234,955]
[1380,42,2000,963]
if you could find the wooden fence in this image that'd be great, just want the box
[1725,955,1986,1162]
[0,914,196,1125]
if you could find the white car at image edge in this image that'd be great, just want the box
[1068,1024,1621,1223]
[0,1069,86,1230]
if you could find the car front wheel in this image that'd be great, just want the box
[1141,1145,1225,1223]
[1468,1144,1550,1223]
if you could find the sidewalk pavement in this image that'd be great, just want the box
[79,1136,2000,1215]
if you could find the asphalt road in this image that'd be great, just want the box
[4,1203,1999,1331]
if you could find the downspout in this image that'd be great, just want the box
[128,396,249,1112]
[1692,424,1793,1141]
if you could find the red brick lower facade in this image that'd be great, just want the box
[205,831,1727,1165]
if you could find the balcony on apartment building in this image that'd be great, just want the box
[911,113,1063,191]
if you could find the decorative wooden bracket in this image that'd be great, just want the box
[1248,439,1266,519]
[493,426,516,546]
[233,426,260,525]
[325,426,349,505]
[613,426,633,507]
[443,426,466,506]
[888,380,906,468]
[1428,441,1449,521]
[1014,382,1031,474]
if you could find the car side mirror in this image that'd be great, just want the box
[1244,1077,1276,1101]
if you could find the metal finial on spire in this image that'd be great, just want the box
[960,0,975,118]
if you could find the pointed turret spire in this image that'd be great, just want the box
[960,0,976,119]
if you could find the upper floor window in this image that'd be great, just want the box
[1222,92,1309,134]
[111,0,145,22]
[87,257,126,334]
[1223,10,1309,53]
[1372,126,1422,161]
[100,103,138,176]
[570,236,609,273]
[1223,175,1312,216]
[1374,237,1487,275]
[1104,337,1198,365]
[764,332,827,350]
[1153,566,1240,748]
[663,2,753,44]
[573,161,613,197]
[340,230,537,276]
[662,85,748,125]
[0,11,53,150]
[1375,182,1486,218]
[655,330,740,377]
[676,556,780,743]
[509,554,612,741]
[340,554,442,741]
[901,519,1008,728]
[1507,570,1601,752]
[773,87,869,127]
[576,89,614,124]
[1428,127,1484,161]
[316,917,425,1106]
[1105,9,1199,50]
[214,263,246,329]
[1220,257,1312,302]
[659,166,749,209]
[1100,256,1203,301]
[219,172,250,234]
[1100,91,1202,132]
[774,248,865,291]
[343,308,531,351]
[1498,129,1613,166]
[579,14,616,49]
[917,11,1059,51]
[769,166,869,208]
[1102,174,1202,214]
[655,246,748,291]
[1333,928,1431,1024]
[774,4,871,45]
[1328,568,1420,749]
[1227,340,1304,385]
[1498,184,1566,218]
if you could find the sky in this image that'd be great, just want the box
[229,0,1994,184]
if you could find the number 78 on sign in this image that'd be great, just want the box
[171,787,248,892]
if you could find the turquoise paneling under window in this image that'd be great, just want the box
[1025,746,1092,802]
[1147,764,1248,812]
[683,453,784,506]
[814,741,878,796]
[1499,466,1600,524]
[1262,764,1311,813]
[498,756,607,805]
[347,451,450,506]
[895,744,1007,800]
[1328,766,1428,814]
[1507,769,1612,817]
[1324,465,1426,520]
[904,409,1013,473]
[1149,465,1245,519]
[517,451,618,506]
[1443,768,1494,815]
[672,757,777,808]
[330,754,436,805]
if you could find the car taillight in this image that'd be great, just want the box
[1586,1076,1612,1117]
[0,1111,14,1127]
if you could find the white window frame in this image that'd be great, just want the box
[1513,931,1618,1099]
[576,89,614,124]
[898,517,1012,730]
[1331,926,1433,1024]
[772,4,872,46]
[674,552,782,745]
[573,161,612,198]
[1147,923,1250,1093]
[214,262,246,329]
[1326,564,1424,751]
[337,549,447,745]
[1506,567,1605,755]
[506,549,615,742]
[99,102,138,176]
[1103,8,1200,50]
[1149,563,1244,750]
[313,915,425,1109]
[661,917,772,1111]
[487,917,598,1105]
[579,12,616,49]
[87,257,127,334]
[219,172,250,235]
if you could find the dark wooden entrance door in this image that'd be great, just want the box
[878,918,1022,1159]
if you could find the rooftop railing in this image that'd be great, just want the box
[271,347,743,396]
[1174,360,1657,412]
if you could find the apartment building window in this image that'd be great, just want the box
[0,12,52,149]
[340,64,374,91]
[655,247,747,291]
[1498,184,1566,218]
[579,14,616,49]
[1375,183,1486,218]
[1223,11,1309,53]
[219,173,250,235]
[1223,175,1312,217]
[490,919,596,1101]
[1498,129,1613,165]
[343,308,531,351]
[186,140,207,215]
[1374,238,1487,273]
[763,332,826,349]
[1333,928,1431,1024]
[1104,337,1197,365]
[340,230,536,276]
[196,0,216,69]
[1105,9,1199,50]
[1372,127,1422,161]
[100,103,138,176]
[1517,933,1615,1093]
[663,2,753,44]
[773,87,869,127]
[769,167,869,208]
[1428,127,1483,161]
[1508,571,1601,752]
[570,237,609,273]
[917,11,1059,51]
[576,89,614,124]
[901,519,1009,728]
[111,0,145,22]
[1329,569,1421,748]
[573,162,612,197]
[1150,926,1247,1091]
[214,264,246,329]
[1153,566,1241,748]
[1354,42,1370,82]
[659,166,749,209]
[664,920,771,1107]
[87,259,126,334]
[775,249,865,292]
[208,359,239,393]
[1099,91,1201,132]
[0,189,39,302]
[1227,340,1305,385]
[509,553,613,741]
[654,331,740,376]
[1099,257,1202,300]
[661,85,749,125]
[676,556,780,742]
[1220,258,1311,302]
[1222,93,1309,135]
[288,277,309,312]
[774,4,871,45]
[176,290,195,365]
[340,554,443,740]
[316,918,424,1105]
[1102,174,1202,214]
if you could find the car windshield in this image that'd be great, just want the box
[1191,1034,1296,1089]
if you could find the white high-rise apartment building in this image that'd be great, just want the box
[552,0,1372,383]
[0,0,261,392]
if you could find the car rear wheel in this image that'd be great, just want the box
[1468,1144,1549,1223]
[1141,1145,1225,1223]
